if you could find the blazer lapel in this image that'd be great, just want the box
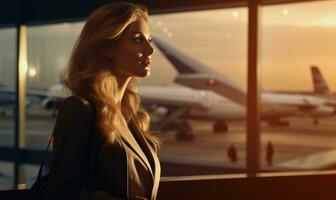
[129,118,161,200]
[118,115,154,177]
[128,118,156,175]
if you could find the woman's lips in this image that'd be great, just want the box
[141,58,151,66]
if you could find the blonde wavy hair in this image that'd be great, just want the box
[64,2,160,148]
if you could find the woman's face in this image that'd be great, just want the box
[108,17,154,78]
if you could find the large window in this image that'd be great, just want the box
[1,0,336,189]
[259,0,336,172]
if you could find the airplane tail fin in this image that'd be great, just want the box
[153,37,246,106]
[311,66,334,99]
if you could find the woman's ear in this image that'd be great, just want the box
[105,48,115,58]
[103,39,119,58]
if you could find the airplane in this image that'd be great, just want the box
[31,68,335,141]
[1,49,334,142]
[153,37,336,127]
[0,81,247,141]
[139,85,245,138]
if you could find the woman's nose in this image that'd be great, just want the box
[145,41,155,56]
[143,40,155,57]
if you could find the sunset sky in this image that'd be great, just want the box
[0,0,335,92]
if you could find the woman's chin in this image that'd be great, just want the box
[136,69,150,77]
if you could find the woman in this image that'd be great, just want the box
[46,3,161,200]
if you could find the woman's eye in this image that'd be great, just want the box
[133,35,152,43]
[134,36,142,42]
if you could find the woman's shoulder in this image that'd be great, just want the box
[62,96,90,107]
[58,96,93,118]
[52,96,95,149]
[61,96,91,110]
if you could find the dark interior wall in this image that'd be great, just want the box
[0,0,22,26]
[158,173,336,200]
[0,0,323,25]
[0,0,247,25]
[0,0,116,25]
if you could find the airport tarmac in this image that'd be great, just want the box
[159,117,336,175]
[1,105,336,184]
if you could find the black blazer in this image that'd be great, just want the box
[47,96,160,200]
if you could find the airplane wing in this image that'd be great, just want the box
[0,85,44,106]
[142,96,206,111]
[0,83,71,110]
[0,85,48,98]
[139,85,208,111]
[262,93,335,117]
[175,73,246,106]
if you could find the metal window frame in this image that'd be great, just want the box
[14,24,27,185]
[247,0,260,178]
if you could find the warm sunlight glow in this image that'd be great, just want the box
[318,15,336,27]
[282,9,289,16]
[28,67,37,77]
[156,21,162,27]
[232,11,239,18]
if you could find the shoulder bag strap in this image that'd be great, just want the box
[86,97,97,190]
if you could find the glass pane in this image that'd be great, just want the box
[0,27,17,187]
[21,164,39,186]
[260,1,336,172]
[0,28,16,147]
[0,162,14,187]
[148,8,248,176]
